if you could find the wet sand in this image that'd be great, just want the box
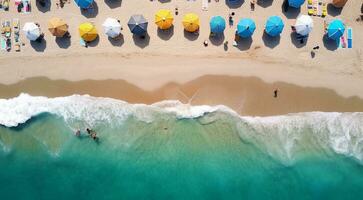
[1,75,362,116]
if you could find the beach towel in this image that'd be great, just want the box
[202,0,208,11]
[0,37,6,51]
[22,0,30,13]
[80,38,86,47]
[347,27,352,48]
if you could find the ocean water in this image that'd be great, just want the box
[1,94,363,200]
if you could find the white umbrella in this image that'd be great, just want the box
[102,18,121,38]
[23,22,41,41]
[295,15,313,36]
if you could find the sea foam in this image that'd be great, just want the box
[1,94,363,163]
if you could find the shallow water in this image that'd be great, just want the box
[0,94,363,199]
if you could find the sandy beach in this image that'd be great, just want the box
[0,0,362,115]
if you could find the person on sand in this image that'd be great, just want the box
[274,89,279,98]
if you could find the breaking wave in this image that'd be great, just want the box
[1,93,363,163]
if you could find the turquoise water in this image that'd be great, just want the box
[0,94,363,199]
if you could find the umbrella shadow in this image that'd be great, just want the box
[30,38,47,52]
[257,0,273,8]
[81,2,99,18]
[290,32,307,48]
[132,34,150,48]
[36,0,51,13]
[104,0,122,9]
[281,1,301,19]
[327,3,343,17]
[262,32,280,49]
[55,36,71,49]
[157,26,174,41]
[236,37,252,51]
[225,0,244,8]
[108,34,124,47]
[184,30,199,41]
[209,33,225,46]
[87,36,100,47]
[323,34,338,51]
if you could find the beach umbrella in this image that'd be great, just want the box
[183,13,200,32]
[23,22,41,41]
[74,0,93,9]
[155,9,173,30]
[327,19,345,40]
[288,0,305,8]
[237,18,256,38]
[210,16,226,34]
[294,15,313,36]
[332,0,348,8]
[48,17,68,37]
[102,18,121,38]
[79,22,98,42]
[128,15,148,35]
[265,16,284,37]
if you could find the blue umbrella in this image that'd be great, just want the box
[128,15,148,36]
[237,18,256,38]
[210,16,226,33]
[265,16,284,37]
[327,19,345,40]
[288,0,305,8]
[74,0,93,9]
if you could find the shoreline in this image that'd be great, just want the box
[0,52,362,99]
[1,75,363,117]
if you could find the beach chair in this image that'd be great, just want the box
[307,0,314,15]
[13,18,20,50]
[3,0,9,10]
[322,3,327,17]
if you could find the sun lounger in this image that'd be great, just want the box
[2,0,9,11]
[317,1,322,17]
[322,3,327,17]
[347,27,352,48]
[202,0,208,11]
[2,20,11,38]
[313,0,318,16]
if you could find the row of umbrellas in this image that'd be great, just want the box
[22,14,345,42]
[76,0,348,10]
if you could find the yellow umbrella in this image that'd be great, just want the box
[79,22,98,42]
[48,17,68,37]
[182,13,200,32]
[155,9,174,30]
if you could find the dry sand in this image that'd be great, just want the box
[0,0,362,116]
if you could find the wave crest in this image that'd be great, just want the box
[1,94,363,163]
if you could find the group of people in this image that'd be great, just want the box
[75,128,99,141]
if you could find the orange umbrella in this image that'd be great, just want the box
[332,0,348,8]
[48,17,68,37]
